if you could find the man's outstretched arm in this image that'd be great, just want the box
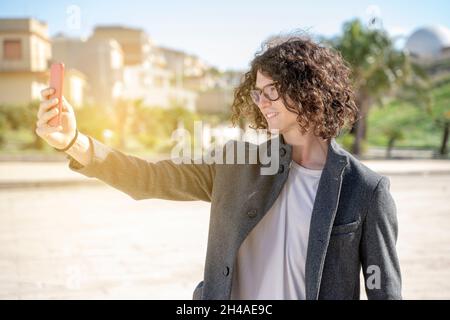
[66,133,216,202]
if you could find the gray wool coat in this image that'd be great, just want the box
[67,134,402,300]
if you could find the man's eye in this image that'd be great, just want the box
[268,86,277,94]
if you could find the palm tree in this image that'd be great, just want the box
[332,19,430,156]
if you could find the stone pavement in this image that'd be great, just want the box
[0,159,449,188]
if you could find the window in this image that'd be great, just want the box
[3,39,22,60]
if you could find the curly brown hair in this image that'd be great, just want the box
[231,33,358,140]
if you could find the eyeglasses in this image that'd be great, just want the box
[249,82,280,105]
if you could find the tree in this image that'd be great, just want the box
[440,114,449,156]
[333,19,430,156]
[383,127,404,158]
[428,76,450,157]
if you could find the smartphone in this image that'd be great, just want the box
[48,62,65,127]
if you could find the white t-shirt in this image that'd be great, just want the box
[230,160,323,300]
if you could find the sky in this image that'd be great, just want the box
[1,0,450,71]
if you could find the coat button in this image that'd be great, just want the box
[280,147,286,157]
[278,165,284,174]
[247,209,257,218]
[223,266,230,276]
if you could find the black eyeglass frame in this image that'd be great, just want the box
[249,81,280,105]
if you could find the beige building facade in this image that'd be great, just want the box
[52,34,123,108]
[92,26,197,110]
[0,18,51,105]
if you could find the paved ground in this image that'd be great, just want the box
[0,185,209,299]
[0,163,449,299]
[1,159,450,186]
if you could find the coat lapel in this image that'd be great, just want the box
[304,139,349,300]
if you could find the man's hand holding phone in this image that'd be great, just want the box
[36,88,78,150]
[36,62,78,150]
[36,62,92,166]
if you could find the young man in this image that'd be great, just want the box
[36,35,401,300]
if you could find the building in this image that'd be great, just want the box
[0,18,239,113]
[64,68,87,108]
[52,34,124,108]
[160,47,216,92]
[405,25,450,78]
[92,25,149,66]
[91,26,196,109]
[0,18,51,105]
[159,47,245,113]
[405,25,450,60]
[196,87,234,114]
[195,70,243,114]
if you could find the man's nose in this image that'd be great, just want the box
[257,94,271,110]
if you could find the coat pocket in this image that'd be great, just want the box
[331,220,360,236]
[192,280,204,300]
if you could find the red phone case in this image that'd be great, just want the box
[48,63,65,127]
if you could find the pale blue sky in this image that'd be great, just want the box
[1,0,449,70]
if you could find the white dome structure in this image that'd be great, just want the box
[405,25,450,59]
